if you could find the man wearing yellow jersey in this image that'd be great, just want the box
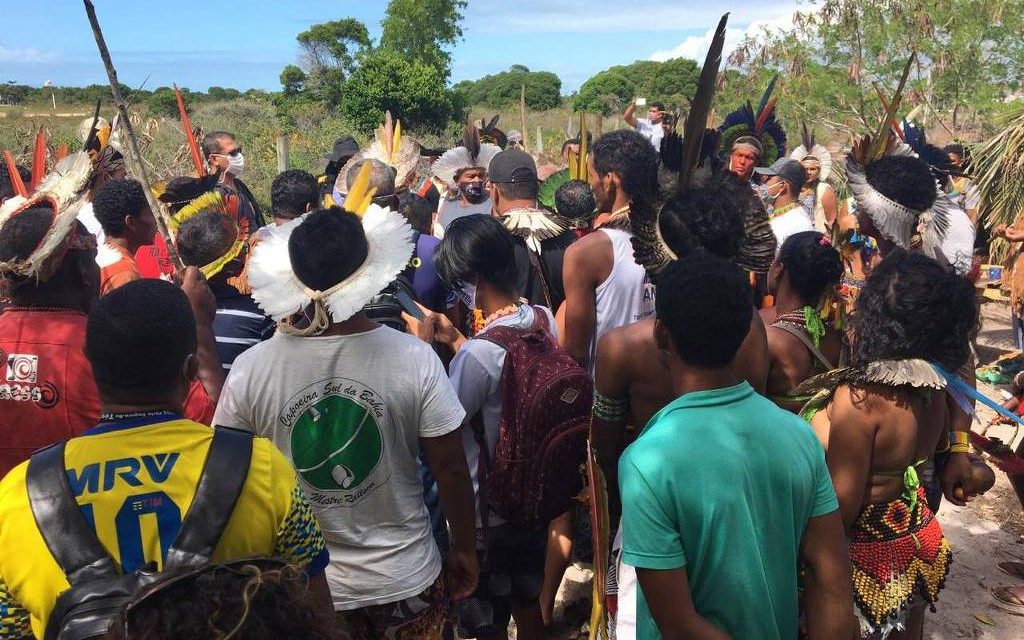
[0,276,331,639]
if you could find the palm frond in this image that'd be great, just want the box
[973,106,1024,264]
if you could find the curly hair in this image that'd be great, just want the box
[92,178,148,237]
[106,562,344,640]
[176,210,237,268]
[852,250,977,371]
[777,231,843,306]
[656,253,752,368]
[591,129,659,228]
[864,156,937,213]
[657,170,748,261]
[554,179,596,220]
[289,208,368,293]
[271,170,319,220]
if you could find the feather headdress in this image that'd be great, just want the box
[0,151,95,282]
[479,114,508,149]
[431,122,502,190]
[789,124,832,182]
[718,74,787,166]
[846,54,949,253]
[248,162,414,335]
[338,111,422,192]
[629,15,779,277]
[167,191,247,280]
[538,114,591,214]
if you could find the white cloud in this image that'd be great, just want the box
[649,5,803,63]
[0,45,59,64]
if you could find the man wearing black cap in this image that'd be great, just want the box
[487,149,576,310]
[755,158,812,253]
[321,136,360,204]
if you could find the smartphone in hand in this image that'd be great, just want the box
[635,97,647,107]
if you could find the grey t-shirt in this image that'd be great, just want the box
[438,196,493,229]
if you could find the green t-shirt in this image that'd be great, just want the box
[619,381,838,640]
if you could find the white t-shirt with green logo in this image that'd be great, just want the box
[214,325,466,610]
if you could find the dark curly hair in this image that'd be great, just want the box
[864,156,937,213]
[289,208,368,293]
[656,252,752,368]
[271,169,319,220]
[554,179,596,220]
[92,178,149,237]
[657,171,747,261]
[175,210,237,268]
[105,562,344,640]
[591,129,659,228]
[777,231,843,306]
[853,250,977,371]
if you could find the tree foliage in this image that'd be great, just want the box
[727,0,1024,139]
[379,0,467,78]
[279,65,307,95]
[574,58,700,114]
[297,18,371,77]
[457,66,562,110]
[339,49,462,132]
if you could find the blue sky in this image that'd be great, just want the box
[1,1,800,93]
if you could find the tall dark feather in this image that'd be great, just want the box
[463,120,481,165]
[756,74,778,121]
[82,100,102,156]
[679,12,729,189]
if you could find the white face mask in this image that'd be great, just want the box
[456,282,477,310]
[226,152,245,178]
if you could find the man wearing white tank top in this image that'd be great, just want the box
[561,130,658,375]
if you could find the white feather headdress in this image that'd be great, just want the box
[248,204,414,330]
[846,141,949,255]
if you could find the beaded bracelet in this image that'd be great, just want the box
[948,430,971,454]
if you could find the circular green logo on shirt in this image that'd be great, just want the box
[281,378,387,502]
[291,395,383,491]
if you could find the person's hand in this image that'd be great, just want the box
[445,548,479,600]
[994,223,1008,238]
[403,303,465,351]
[180,266,216,326]
[939,451,974,506]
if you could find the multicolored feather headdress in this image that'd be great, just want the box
[846,53,949,254]
[248,162,414,336]
[169,191,247,280]
[718,74,787,166]
[431,121,502,191]
[789,124,832,182]
[338,111,422,194]
[632,14,775,276]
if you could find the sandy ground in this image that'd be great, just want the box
[537,299,1024,639]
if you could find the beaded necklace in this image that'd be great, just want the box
[471,299,526,336]
[768,201,800,221]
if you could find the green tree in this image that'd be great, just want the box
[340,49,461,132]
[379,0,467,78]
[574,70,635,115]
[297,18,371,77]
[147,89,181,118]
[280,65,307,95]
[460,68,562,110]
[730,0,1024,138]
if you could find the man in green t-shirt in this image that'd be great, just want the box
[618,254,855,640]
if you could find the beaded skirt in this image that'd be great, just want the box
[849,486,951,637]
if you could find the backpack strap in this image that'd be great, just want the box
[772,320,834,370]
[27,442,119,585]
[470,412,492,535]
[525,247,554,309]
[164,426,254,569]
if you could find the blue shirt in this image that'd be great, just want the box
[619,381,838,640]
[211,282,275,371]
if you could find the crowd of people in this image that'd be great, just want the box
[0,72,1017,640]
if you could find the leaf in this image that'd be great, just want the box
[974,613,995,626]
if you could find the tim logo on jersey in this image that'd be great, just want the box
[0,350,59,408]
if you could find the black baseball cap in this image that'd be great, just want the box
[754,158,807,192]
[488,148,537,184]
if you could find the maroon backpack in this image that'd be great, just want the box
[472,307,592,526]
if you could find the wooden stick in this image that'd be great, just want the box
[83,0,184,273]
[520,84,529,149]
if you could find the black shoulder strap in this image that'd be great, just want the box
[27,443,119,585]
[772,321,834,370]
[525,246,555,309]
[164,426,253,569]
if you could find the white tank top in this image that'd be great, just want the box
[590,228,656,374]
